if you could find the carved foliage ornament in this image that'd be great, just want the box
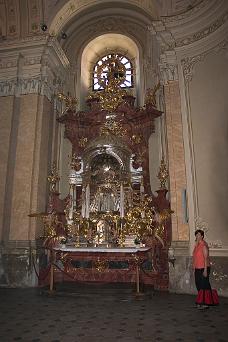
[159,62,178,84]
[0,76,63,99]
[182,39,228,83]
[100,118,127,137]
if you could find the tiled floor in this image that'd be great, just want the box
[0,283,228,342]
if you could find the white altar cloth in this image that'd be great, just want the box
[53,247,150,253]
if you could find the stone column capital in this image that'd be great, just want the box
[159,50,178,84]
[0,36,69,99]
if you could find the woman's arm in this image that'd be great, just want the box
[203,245,208,277]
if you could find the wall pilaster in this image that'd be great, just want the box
[159,52,189,243]
[0,36,69,286]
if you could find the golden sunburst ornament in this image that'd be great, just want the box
[100,117,127,137]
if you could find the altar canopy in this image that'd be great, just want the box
[38,54,172,291]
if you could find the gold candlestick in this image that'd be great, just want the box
[47,162,60,192]
[157,156,169,189]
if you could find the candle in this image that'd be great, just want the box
[120,183,124,218]
[85,184,90,219]
[81,186,85,218]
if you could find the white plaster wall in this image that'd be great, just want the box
[189,50,228,248]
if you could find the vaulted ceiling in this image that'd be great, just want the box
[0,0,217,41]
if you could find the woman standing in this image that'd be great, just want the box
[193,229,219,309]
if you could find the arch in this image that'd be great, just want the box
[49,0,158,35]
[83,148,128,172]
[80,33,141,106]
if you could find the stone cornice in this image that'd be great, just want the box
[0,36,69,98]
[0,34,49,52]
[210,249,228,257]
[0,35,69,70]
[0,240,38,251]
[0,76,63,100]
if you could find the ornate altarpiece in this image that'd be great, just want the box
[37,56,172,291]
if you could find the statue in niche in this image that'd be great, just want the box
[90,153,121,213]
[90,186,120,213]
[95,219,108,244]
[95,219,118,246]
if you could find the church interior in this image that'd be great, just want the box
[0,0,228,340]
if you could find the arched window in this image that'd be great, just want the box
[93,53,134,91]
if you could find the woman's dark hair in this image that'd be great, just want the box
[195,229,204,238]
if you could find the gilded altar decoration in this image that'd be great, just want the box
[57,92,77,113]
[47,162,60,192]
[158,208,174,223]
[145,82,160,108]
[91,53,132,111]
[70,153,81,171]
[157,156,169,189]
[100,116,126,137]
[131,134,142,145]
[79,137,88,148]
[33,49,174,292]
[41,212,59,238]
[98,80,125,111]
[93,257,109,272]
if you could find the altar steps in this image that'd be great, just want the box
[40,281,155,300]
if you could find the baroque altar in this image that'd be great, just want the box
[34,55,172,291]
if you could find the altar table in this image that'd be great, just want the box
[49,247,151,293]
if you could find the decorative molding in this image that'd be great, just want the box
[182,54,207,82]
[48,36,70,68]
[175,10,228,47]
[143,57,155,74]
[148,22,175,51]
[49,0,157,35]
[0,36,69,98]
[0,76,62,100]
[0,34,49,50]
[24,56,41,66]
[208,241,223,249]
[0,240,38,251]
[0,58,17,69]
[159,62,178,84]
[28,0,42,35]
[159,51,178,84]
[84,16,146,41]
[161,0,209,23]
[181,39,228,82]
[0,79,16,97]
[171,241,189,256]
[6,0,20,38]
[152,1,228,53]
